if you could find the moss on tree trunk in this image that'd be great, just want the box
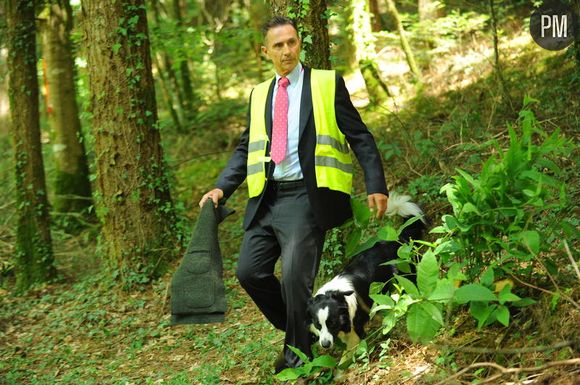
[82,0,178,288]
[7,0,56,292]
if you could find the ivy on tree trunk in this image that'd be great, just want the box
[6,0,56,292]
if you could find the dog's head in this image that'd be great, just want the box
[306,290,354,349]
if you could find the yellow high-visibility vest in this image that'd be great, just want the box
[246,69,353,198]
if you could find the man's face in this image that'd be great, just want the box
[262,24,301,76]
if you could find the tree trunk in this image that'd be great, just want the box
[40,0,93,218]
[82,0,177,288]
[349,0,389,105]
[268,0,288,16]
[368,0,383,32]
[574,0,580,71]
[301,0,331,69]
[385,0,422,83]
[173,0,196,120]
[6,0,56,292]
[267,0,331,69]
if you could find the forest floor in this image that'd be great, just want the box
[1,23,579,385]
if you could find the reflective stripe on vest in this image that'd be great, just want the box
[246,81,272,198]
[246,69,353,198]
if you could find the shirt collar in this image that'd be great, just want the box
[275,62,302,87]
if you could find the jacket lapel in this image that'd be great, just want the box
[265,77,276,139]
[299,66,313,141]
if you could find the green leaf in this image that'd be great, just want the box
[370,293,394,307]
[429,226,447,234]
[512,297,536,308]
[417,251,439,297]
[349,236,379,258]
[470,302,495,329]
[310,355,337,368]
[275,368,302,381]
[381,313,398,334]
[351,199,370,226]
[421,301,444,325]
[443,215,458,231]
[406,302,441,343]
[497,285,521,304]
[397,244,412,259]
[461,202,480,215]
[396,275,419,297]
[456,168,479,189]
[454,284,497,304]
[480,267,494,287]
[428,279,455,303]
[378,226,398,242]
[495,305,510,326]
[344,228,361,257]
[286,345,309,364]
[519,230,540,254]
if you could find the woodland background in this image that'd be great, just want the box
[0,0,578,384]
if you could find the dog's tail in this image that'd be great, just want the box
[385,192,427,242]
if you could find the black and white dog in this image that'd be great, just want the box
[306,193,426,352]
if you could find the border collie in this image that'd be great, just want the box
[306,193,426,352]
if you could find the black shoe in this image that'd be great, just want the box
[274,349,288,374]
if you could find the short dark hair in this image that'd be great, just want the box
[261,16,298,39]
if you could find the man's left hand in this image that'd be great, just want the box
[367,193,388,219]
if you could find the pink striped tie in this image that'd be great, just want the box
[271,77,290,164]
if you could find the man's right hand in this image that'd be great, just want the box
[199,188,224,208]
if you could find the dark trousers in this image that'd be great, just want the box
[236,180,325,368]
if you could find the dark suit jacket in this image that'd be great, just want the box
[216,66,388,231]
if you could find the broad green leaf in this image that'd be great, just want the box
[397,244,412,259]
[310,355,337,368]
[470,302,495,329]
[370,281,387,295]
[461,202,480,215]
[406,302,441,343]
[430,226,447,234]
[497,285,521,304]
[454,284,497,304]
[421,301,444,325]
[443,215,458,231]
[351,199,370,226]
[428,278,455,303]
[519,230,540,254]
[480,268,494,287]
[344,228,361,257]
[275,368,302,381]
[395,275,419,297]
[349,236,380,258]
[381,313,398,335]
[370,294,394,307]
[417,251,439,297]
[495,305,510,326]
[378,226,398,242]
[286,345,309,363]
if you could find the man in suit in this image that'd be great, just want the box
[199,16,388,373]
